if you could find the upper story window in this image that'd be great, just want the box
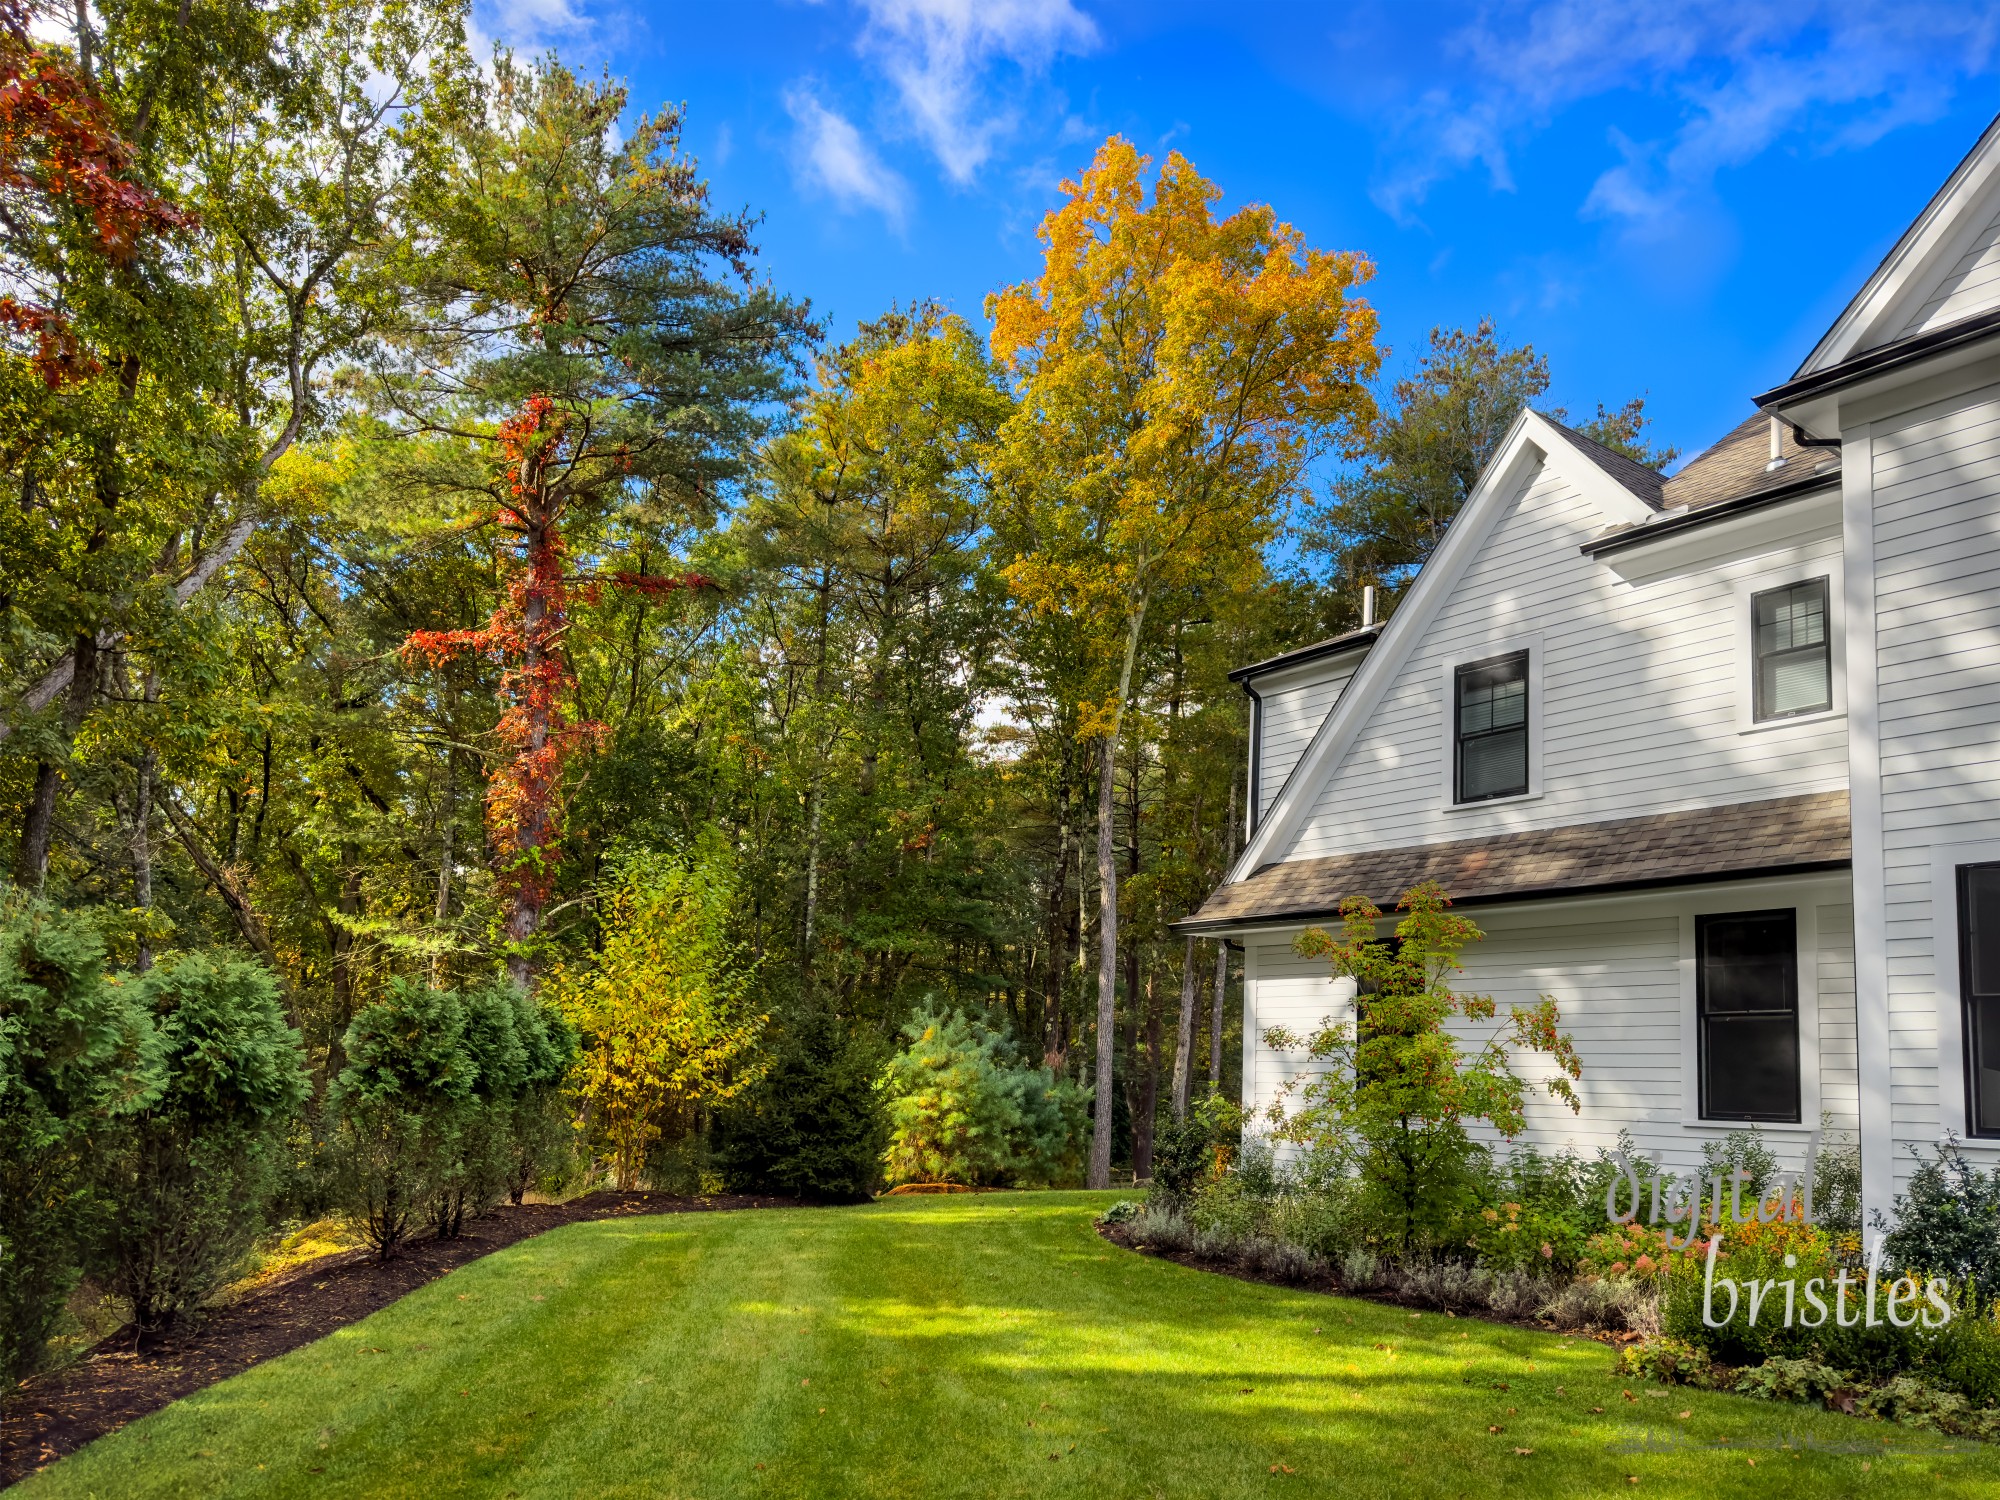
[1696,910,1801,1123]
[1752,578,1832,721]
[1454,651,1529,803]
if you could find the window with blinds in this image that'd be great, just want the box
[1957,864,2000,1138]
[1454,651,1529,803]
[1696,910,1801,1123]
[1752,578,1832,721]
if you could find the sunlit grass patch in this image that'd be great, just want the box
[19,1192,1999,1499]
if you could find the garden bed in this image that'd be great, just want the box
[1095,1218,1639,1347]
[0,1190,801,1489]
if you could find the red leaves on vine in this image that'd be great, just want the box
[401,395,712,963]
[0,1,194,385]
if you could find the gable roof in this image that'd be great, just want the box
[1795,113,2000,377]
[1180,791,1848,933]
[1226,409,1660,880]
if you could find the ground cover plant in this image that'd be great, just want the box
[18,1193,1996,1499]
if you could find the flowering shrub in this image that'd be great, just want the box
[1465,1200,1584,1274]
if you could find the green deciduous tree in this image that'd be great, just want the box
[1264,882,1583,1253]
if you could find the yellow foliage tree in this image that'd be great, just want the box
[552,847,768,1190]
[986,137,1382,1187]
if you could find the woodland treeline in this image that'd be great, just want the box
[0,0,1673,1187]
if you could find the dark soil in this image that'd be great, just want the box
[1,1191,802,1489]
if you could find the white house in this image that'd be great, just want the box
[1181,115,2000,1231]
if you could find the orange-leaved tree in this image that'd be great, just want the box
[986,137,1382,1186]
[391,57,812,984]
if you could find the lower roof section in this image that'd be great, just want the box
[1176,790,1850,934]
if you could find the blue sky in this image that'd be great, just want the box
[477,0,2000,468]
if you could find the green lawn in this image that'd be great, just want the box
[20,1191,2000,1498]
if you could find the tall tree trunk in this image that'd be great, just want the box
[1088,735,1119,1187]
[1133,964,1161,1179]
[801,774,823,960]
[1041,787,1071,1068]
[504,511,556,989]
[1172,934,1198,1118]
[131,668,159,971]
[1211,777,1236,1090]
[16,632,101,888]
[1087,598,1148,1188]
[432,736,456,989]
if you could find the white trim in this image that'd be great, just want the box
[1437,633,1544,810]
[1241,937,1261,1120]
[1800,116,2000,372]
[1231,411,1656,877]
[1841,422,1895,1231]
[1732,561,1846,734]
[1926,840,2000,1142]
[1675,898,1822,1132]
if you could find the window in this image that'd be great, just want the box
[1697,911,1801,1123]
[1957,865,2000,1137]
[1454,651,1529,803]
[1752,579,1832,721]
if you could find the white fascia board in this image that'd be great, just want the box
[1227,411,1546,878]
[1799,115,2000,374]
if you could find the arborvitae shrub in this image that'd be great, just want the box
[0,905,157,1380]
[331,979,477,1257]
[85,952,307,1337]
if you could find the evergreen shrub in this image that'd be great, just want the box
[715,1008,887,1201]
[85,952,307,1337]
[0,905,156,1380]
[878,1007,1083,1187]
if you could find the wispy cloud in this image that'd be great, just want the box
[471,0,593,53]
[1371,1,2000,229]
[784,84,912,230]
[856,0,1098,182]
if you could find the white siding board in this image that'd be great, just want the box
[1280,467,1847,863]
[1869,388,2000,1197]
[1900,204,2000,336]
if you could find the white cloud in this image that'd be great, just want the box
[1370,1,2000,229]
[784,84,912,229]
[471,0,592,53]
[856,0,1098,182]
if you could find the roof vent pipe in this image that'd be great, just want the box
[1361,585,1376,630]
[1765,415,1786,472]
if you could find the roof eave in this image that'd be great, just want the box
[1227,626,1381,684]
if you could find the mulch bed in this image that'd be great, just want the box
[1095,1220,1635,1346]
[1,1190,802,1489]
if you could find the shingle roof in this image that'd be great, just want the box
[1659,412,1841,513]
[1177,791,1849,931]
[1544,417,1669,509]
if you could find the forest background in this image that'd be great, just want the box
[0,0,1677,1189]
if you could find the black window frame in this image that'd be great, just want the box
[1696,909,1802,1124]
[1751,577,1833,723]
[1956,864,2000,1139]
[1453,649,1530,805]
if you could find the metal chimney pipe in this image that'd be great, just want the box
[1362,585,1376,630]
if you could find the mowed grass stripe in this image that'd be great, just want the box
[18,1192,2000,1498]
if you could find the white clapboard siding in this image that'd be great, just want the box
[1284,464,1848,862]
[1869,388,2000,1195]
[1255,658,1362,825]
[1899,201,2000,339]
[1818,903,1861,1135]
[1244,893,1859,1178]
